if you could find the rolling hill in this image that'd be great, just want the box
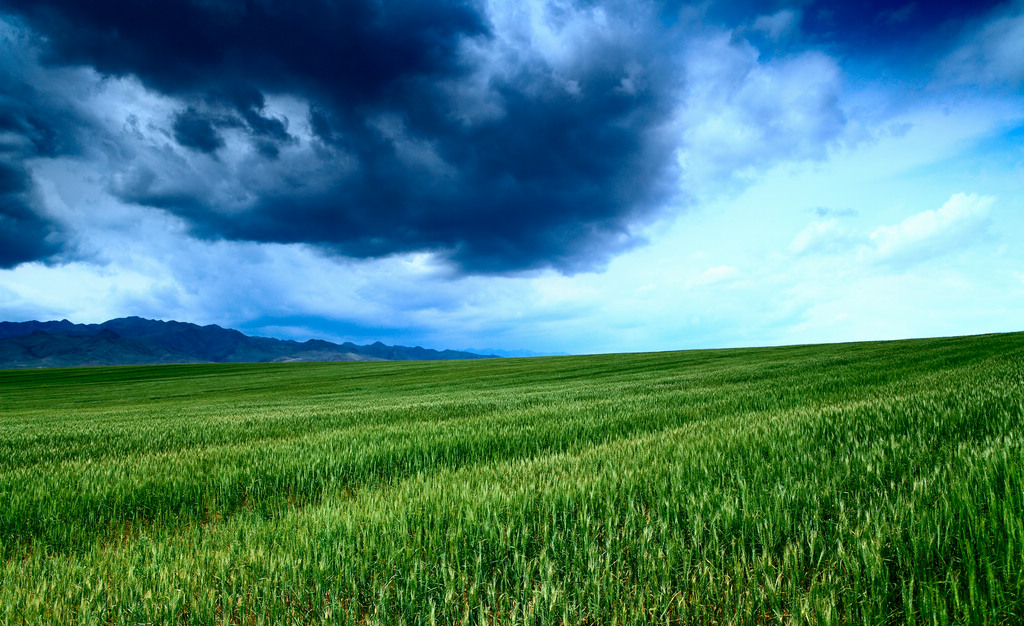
[0,317,495,368]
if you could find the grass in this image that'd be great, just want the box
[0,332,1022,624]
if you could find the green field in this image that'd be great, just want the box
[1,333,1023,624]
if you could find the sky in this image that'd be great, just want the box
[0,0,1022,355]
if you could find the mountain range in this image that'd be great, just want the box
[0,317,496,369]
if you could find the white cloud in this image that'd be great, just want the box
[868,193,994,265]
[789,219,857,255]
[676,33,846,197]
[942,5,1024,87]
[751,9,800,42]
[688,265,739,287]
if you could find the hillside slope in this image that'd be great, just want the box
[0,317,495,367]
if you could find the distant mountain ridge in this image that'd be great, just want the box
[0,317,497,369]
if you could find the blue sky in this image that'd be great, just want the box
[1,0,1022,355]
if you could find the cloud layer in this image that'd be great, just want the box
[1,0,694,273]
[2,0,1015,274]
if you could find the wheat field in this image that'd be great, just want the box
[1,333,1022,624]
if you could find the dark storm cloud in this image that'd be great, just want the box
[0,34,71,268]
[695,0,1007,40]
[1,0,686,273]
[172,108,225,154]
[225,88,292,144]
[194,33,682,272]
[171,90,294,157]
[1,0,484,97]
[0,159,57,267]
[2,0,1009,272]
